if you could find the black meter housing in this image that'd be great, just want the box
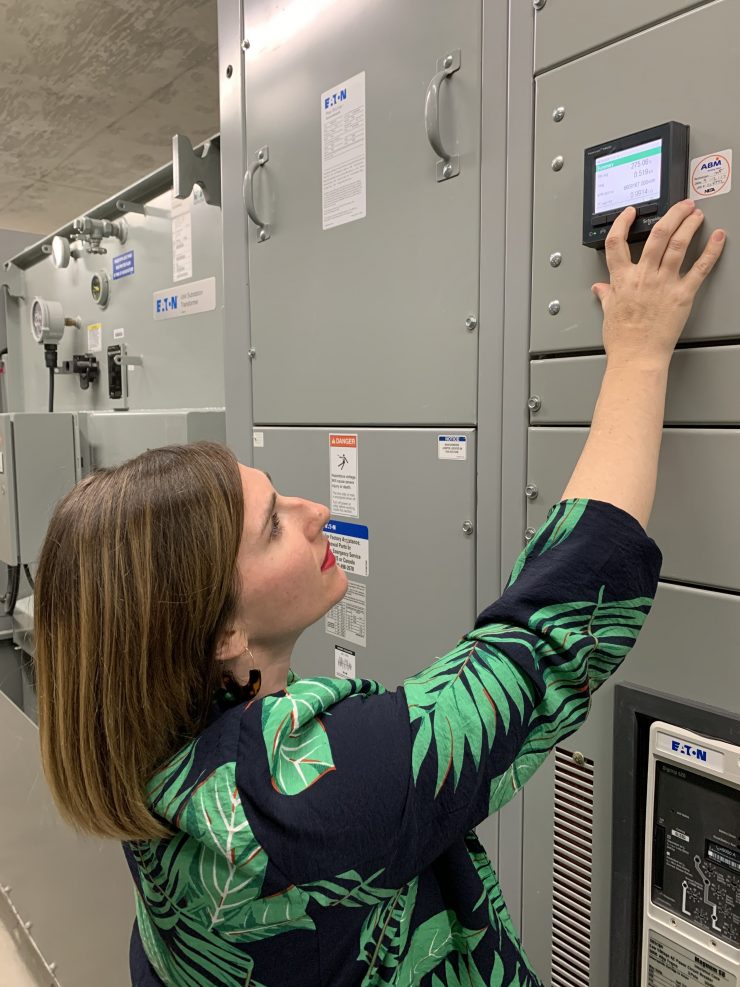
[583,121,690,249]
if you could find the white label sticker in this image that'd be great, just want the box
[172,211,193,282]
[438,435,468,461]
[113,327,125,340]
[690,149,733,200]
[325,579,366,647]
[153,277,217,321]
[335,646,356,679]
[0,451,5,473]
[87,323,102,353]
[253,431,264,448]
[330,434,359,518]
[321,72,366,230]
[648,931,735,986]
[324,520,369,577]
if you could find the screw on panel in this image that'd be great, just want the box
[258,229,268,242]
[24,920,32,930]
[462,521,474,535]
[549,252,562,268]
[533,0,547,8]
[527,395,542,413]
[551,156,564,172]
[572,752,586,767]
[248,349,256,359]
[226,65,233,78]
[552,107,565,123]
[525,483,539,501]
[548,300,561,316]
[443,54,454,69]
[241,40,251,51]
[49,963,57,973]
[442,163,453,179]
[524,527,536,542]
[465,316,478,331]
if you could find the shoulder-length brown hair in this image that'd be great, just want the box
[34,442,244,841]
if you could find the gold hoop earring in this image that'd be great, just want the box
[219,645,262,704]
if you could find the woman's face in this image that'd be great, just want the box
[233,466,348,652]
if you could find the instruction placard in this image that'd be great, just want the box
[321,72,366,230]
[335,646,356,679]
[438,435,468,461]
[153,277,216,321]
[172,211,193,282]
[647,931,735,986]
[112,250,135,280]
[330,434,359,518]
[324,520,369,577]
[690,149,733,200]
[253,431,264,448]
[325,579,366,648]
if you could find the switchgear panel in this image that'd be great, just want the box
[582,122,689,248]
[642,722,740,985]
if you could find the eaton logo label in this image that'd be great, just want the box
[671,739,708,763]
[701,159,723,170]
[324,520,368,541]
[324,87,347,110]
[155,295,178,314]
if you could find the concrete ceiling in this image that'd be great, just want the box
[0,0,219,235]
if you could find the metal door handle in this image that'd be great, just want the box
[243,145,271,241]
[425,49,461,182]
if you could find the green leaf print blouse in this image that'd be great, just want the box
[124,499,662,986]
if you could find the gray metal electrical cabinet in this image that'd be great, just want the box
[0,412,76,567]
[533,0,707,74]
[519,581,740,984]
[252,427,477,685]
[532,0,738,356]
[243,0,483,425]
[76,409,226,473]
[6,183,224,415]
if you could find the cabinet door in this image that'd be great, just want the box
[244,0,482,425]
[253,427,476,685]
[532,1,739,355]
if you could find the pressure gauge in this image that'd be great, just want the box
[30,297,66,344]
[51,236,71,269]
[91,270,110,308]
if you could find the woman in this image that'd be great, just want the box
[35,200,725,987]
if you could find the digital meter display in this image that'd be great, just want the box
[594,139,662,214]
[582,122,689,248]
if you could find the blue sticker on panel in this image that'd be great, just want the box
[112,250,135,280]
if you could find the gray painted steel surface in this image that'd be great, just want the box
[531,0,738,355]
[6,186,224,414]
[76,409,226,472]
[243,0,483,425]
[0,692,131,986]
[527,427,740,593]
[520,582,740,983]
[534,0,711,74]
[530,346,740,425]
[253,427,476,685]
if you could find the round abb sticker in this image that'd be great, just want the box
[690,150,732,199]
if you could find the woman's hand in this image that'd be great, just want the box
[591,199,726,368]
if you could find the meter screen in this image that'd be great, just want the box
[594,138,662,214]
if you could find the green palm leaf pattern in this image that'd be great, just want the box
[261,677,384,795]
[305,868,399,909]
[385,910,488,987]
[358,878,419,982]
[430,952,506,987]
[506,499,588,588]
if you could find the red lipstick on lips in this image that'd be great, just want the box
[321,542,336,572]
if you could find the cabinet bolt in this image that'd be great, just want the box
[525,483,539,501]
[552,106,565,123]
[528,395,542,413]
[524,527,536,542]
[465,316,478,331]
[462,521,474,536]
[572,751,586,767]
[551,156,564,172]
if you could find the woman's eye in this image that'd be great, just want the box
[270,512,281,539]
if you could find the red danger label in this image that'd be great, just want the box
[330,435,357,448]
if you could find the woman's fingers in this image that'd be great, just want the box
[659,208,705,275]
[682,229,727,296]
[639,199,697,269]
[604,207,635,275]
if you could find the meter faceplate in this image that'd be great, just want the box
[583,121,690,248]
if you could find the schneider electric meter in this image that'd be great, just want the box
[583,121,690,248]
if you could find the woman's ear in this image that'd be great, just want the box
[214,628,241,664]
